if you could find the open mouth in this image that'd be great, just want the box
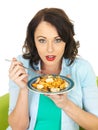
[46,55,56,61]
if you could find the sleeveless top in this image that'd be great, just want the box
[34,94,61,130]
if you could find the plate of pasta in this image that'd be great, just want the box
[27,75,74,94]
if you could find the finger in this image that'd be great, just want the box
[16,73,28,82]
[11,70,28,83]
[13,69,26,80]
[14,73,28,88]
[9,65,26,80]
[9,58,23,72]
[9,58,17,71]
[47,94,61,100]
[66,74,71,78]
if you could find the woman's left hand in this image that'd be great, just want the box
[46,93,69,109]
[46,74,70,109]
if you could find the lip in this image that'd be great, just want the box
[46,55,56,61]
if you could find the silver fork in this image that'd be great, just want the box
[5,59,43,75]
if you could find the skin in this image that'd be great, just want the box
[34,21,66,74]
[8,21,98,130]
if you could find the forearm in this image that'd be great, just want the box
[8,87,29,130]
[63,100,98,130]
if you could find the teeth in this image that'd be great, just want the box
[47,55,54,58]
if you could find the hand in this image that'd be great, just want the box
[46,93,69,109]
[9,58,28,89]
[45,74,71,109]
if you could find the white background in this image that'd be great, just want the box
[0,0,98,96]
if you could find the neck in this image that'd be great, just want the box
[41,61,62,75]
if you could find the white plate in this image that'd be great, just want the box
[27,75,74,95]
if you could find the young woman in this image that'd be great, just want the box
[7,8,98,130]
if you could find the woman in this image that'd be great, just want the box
[7,8,98,130]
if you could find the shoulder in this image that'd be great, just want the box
[64,57,96,81]
[75,56,89,64]
[72,57,95,75]
[72,57,96,86]
[63,57,93,71]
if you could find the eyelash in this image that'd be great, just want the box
[55,38,62,43]
[38,38,62,44]
[38,39,46,43]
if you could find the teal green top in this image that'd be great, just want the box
[34,94,61,130]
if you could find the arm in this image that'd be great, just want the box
[48,93,98,130]
[48,60,98,130]
[8,87,29,130]
[8,58,29,130]
[63,97,98,130]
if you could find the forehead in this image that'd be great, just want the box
[34,21,59,37]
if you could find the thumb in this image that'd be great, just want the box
[66,74,71,78]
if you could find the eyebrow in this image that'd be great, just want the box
[36,36,46,39]
[36,36,60,39]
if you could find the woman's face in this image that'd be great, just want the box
[34,21,66,66]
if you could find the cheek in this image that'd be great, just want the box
[35,44,42,53]
[37,48,45,58]
[56,45,65,54]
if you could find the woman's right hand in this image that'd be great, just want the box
[9,58,28,89]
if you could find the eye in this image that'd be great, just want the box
[38,39,46,43]
[54,38,62,43]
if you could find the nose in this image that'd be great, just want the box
[47,41,54,53]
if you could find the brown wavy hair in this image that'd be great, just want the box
[22,8,79,69]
